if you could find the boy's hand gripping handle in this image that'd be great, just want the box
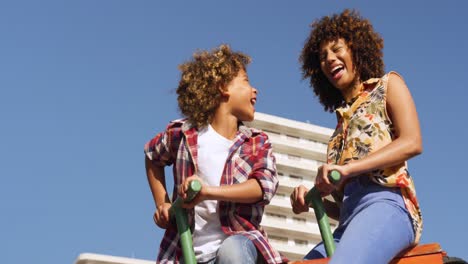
[169,180,202,264]
[304,170,341,257]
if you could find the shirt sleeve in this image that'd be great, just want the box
[248,133,279,206]
[144,121,183,167]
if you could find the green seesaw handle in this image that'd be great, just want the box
[304,170,341,257]
[169,180,202,264]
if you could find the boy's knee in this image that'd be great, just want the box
[217,235,257,264]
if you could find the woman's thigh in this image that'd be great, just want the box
[329,202,414,264]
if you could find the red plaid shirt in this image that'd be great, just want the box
[145,119,287,264]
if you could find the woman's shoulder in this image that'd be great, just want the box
[363,71,406,93]
[382,71,406,85]
[383,71,410,97]
[364,71,404,82]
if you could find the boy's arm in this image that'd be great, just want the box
[144,123,181,228]
[146,157,169,205]
[216,134,277,204]
[205,179,263,203]
[246,135,278,205]
[146,157,172,228]
[180,176,263,205]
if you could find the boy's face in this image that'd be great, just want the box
[224,69,257,122]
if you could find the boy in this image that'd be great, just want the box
[145,44,286,264]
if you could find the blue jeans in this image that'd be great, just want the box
[199,235,259,264]
[305,177,415,264]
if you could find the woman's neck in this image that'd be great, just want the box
[342,79,363,103]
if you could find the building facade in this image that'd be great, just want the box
[75,112,335,264]
[245,112,335,260]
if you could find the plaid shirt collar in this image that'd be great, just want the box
[181,120,252,137]
[181,121,254,172]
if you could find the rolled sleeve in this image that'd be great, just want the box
[144,121,183,167]
[248,135,279,205]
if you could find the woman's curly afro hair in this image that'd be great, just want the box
[300,9,384,112]
[176,44,251,128]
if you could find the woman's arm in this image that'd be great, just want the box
[316,73,423,193]
[344,72,422,176]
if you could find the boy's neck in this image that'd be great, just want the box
[210,110,239,140]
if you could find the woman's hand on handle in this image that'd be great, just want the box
[315,164,352,196]
[290,169,344,215]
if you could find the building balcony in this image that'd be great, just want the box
[75,253,153,264]
[275,153,319,179]
[266,132,328,162]
[245,112,333,143]
[261,213,323,241]
[269,240,313,261]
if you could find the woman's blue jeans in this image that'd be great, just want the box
[304,177,415,264]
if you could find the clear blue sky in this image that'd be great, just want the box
[1,1,467,263]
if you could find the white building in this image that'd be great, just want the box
[75,253,154,264]
[74,112,335,264]
[245,112,336,260]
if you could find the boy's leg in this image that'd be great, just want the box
[329,202,414,264]
[216,235,258,264]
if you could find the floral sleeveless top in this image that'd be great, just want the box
[327,71,423,243]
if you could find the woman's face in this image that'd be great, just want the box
[319,38,358,92]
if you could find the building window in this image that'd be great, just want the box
[294,239,309,246]
[289,174,303,182]
[266,213,287,220]
[293,217,306,223]
[264,129,280,136]
[288,154,301,161]
[275,192,287,198]
[287,135,300,141]
[274,152,288,160]
[269,235,288,244]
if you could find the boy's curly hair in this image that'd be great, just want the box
[300,9,384,112]
[176,44,251,128]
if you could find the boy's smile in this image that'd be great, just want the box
[225,69,258,122]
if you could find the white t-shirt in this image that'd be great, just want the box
[193,125,233,262]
